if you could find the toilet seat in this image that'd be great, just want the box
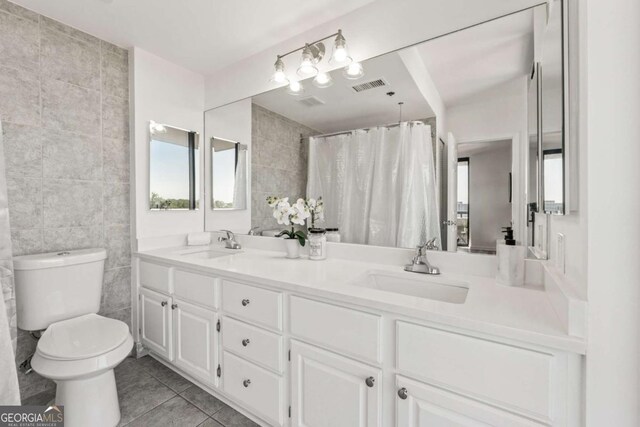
[32,314,133,381]
[38,314,129,360]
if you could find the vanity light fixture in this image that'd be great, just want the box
[313,71,333,88]
[297,44,319,77]
[330,29,351,64]
[271,29,362,92]
[271,56,288,84]
[343,62,365,80]
[287,80,305,95]
[149,120,167,134]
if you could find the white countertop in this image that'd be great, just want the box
[136,245,586,354]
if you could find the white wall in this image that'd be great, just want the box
[584,0,640,424]
[203,0,542,110]
[446,77,529,244]
[204,98,252,233]
[131,47,205,245]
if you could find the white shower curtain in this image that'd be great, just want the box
[0,120,20,404]
[232,149,247,209]
[307,121,440,248]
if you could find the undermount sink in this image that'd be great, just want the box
[351,270,468,304]
[178,249,239,259]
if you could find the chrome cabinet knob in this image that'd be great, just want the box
[241,299,250,306]
[397,387,408,400]
[242,339,250,347]
[243,379,251,388]
[161,301,167,307]
[171,303,178,310]
[365,376,375,387]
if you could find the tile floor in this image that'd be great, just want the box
[22,355,260,427]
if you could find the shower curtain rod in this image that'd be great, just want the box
[299,120,426,143]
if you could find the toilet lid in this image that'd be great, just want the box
[37,314,130,360]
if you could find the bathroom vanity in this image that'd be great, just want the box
[134,242,584,427]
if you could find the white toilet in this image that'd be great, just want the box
[14,248,133,427]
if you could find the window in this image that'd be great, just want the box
[543,149,563,214]
[149,122,199,210]
[457,157,469,247]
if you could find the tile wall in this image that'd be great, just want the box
[0,0,130,400]
[251,104,316,232]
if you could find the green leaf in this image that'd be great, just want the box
[275,230,290,238]
[297,235,306,247]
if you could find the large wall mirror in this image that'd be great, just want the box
[149,121,200,210]
[205,0,569,257]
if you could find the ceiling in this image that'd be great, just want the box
[253,52,434,133]
[417,6,536,107]
[10,0,376,74]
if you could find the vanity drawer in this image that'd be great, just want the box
[396,321,554,420]
[221,280,282,331]
[173,269,218,309]
[222,351,283,426]
[222,316,283,373]
[139,261,171,294]
[290,296,381,364]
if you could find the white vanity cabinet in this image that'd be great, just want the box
[173,297,219,385]
[139,287,173,360]
[138,263,220,387]
[290,340,382,427]
[395,376,545,427]
[136,258,581,427]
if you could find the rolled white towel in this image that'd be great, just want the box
[187,232,211,246]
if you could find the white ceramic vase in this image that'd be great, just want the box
[284,239,301,259]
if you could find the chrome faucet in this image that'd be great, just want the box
[404,241,440,275]
[247,226,260,236]
[218,230,242,249]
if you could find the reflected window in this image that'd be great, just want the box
[149,122,199,210]
[457,158,469,247]
[212,137,248,210]
[543,149,563,214]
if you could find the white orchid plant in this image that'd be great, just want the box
[266,196,325,246]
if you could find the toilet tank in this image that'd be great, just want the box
[14,248,107,331]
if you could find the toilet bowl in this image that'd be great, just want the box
[31,314,133,427]
[13,248,132,427]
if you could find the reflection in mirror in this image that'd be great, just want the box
[203,1,567,257]
[211,137,248,210]
[149,122,199,210]
[541,0,565,214]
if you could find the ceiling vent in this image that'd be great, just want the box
[351,78,388,93]
[297,96,325,107]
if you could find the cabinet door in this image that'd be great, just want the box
[290,340,381,427]
[140,287,173,360]
[396,376,546,427]
[172,297,219,386]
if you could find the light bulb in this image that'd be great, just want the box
[287,80,304,95]
[313,72,333,88]
[343,62,364,79]
[330,29,352,65]
[333,47,348,62]
[297,45,318,77]
[271,56,288,84]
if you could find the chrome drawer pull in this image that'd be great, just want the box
[398,387,408,400]
[365,376,375,387]
[243,379,251,388]
[242,299,250,306]
[242,339,250,347]
[161,301,167,307]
